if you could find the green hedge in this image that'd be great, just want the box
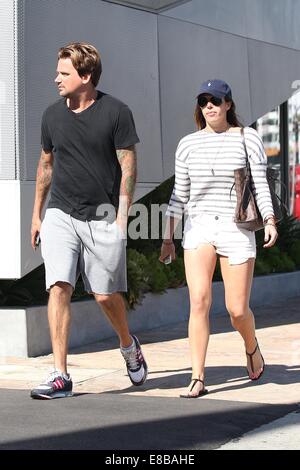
[0,176,299,309]
[125,213,300,308]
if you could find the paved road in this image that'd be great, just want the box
[0,296,299,450]
[0,389,296,450]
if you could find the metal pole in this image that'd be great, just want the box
[280,102,290,207]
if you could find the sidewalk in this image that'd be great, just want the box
[0,296,299,449]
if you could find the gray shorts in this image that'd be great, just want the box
[40,208,127,294]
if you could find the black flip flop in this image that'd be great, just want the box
[246,338,265,381]
[180,378,208,398]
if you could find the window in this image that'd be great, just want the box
[256,107,281,165]
[288,91,300,219]
[256,107,282,204]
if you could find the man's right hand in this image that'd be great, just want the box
[31,218,41,250]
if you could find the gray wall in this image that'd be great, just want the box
[21,0,162,183]
[15,0,300,184]
[105,0,189,10]
[2,0,300,278]
[158,15,251,177]
[162,0,300,50]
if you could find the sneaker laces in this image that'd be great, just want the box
[45,369,61,384]
[123,347,140,371]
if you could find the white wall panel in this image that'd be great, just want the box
[0,0,16,180]
[0,181,44,279]
[158,16,251,178]
[0,181,20,278]
[23,0,162,183]
[20,182,44,277]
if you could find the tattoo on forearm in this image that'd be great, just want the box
[116,148,128,165]
[36,159,52,201]
[116,146,137,213]
[125,174,136,198]
[38,163,51,185]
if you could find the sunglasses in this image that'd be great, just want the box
[197,95,223,107]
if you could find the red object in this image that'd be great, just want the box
[293,165,300,219]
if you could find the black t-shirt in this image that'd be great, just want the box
[41,91,139,221]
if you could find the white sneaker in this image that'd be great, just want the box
[121,335,148,386]
[30,369,73,400]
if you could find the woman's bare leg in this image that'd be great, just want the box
[183,244,217,396]
[219,256,264,379]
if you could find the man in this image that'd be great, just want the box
[30,42,147,399]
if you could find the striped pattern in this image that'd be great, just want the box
[166,127,274,221]
[52,378,65,390]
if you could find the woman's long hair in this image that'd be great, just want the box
[194,96,243,129]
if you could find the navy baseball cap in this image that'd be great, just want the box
[198,79,232,100]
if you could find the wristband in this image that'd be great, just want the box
[264,216,275,224]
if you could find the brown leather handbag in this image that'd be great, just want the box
[232,128,284,232]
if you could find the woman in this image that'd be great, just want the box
[160,79,278,398]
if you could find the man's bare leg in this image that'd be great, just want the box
[94,292,132,348]
[48,281,73,374]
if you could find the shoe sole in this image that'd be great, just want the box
[31,391,73,400]
[180,389,208,398]
[127,335,148,386]
[248,364,265,381]
[129,364,148,386]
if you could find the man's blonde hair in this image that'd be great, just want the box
[58,42,102,87]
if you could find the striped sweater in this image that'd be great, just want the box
[166,127,274,221]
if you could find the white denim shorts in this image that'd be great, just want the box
[182,213,256,265]
[40,208,127,294]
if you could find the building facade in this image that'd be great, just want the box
[1,0,300,279]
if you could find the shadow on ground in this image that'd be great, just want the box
[0,389,297,450]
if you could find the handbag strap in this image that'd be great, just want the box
[242,128,288,217]
[229,127,250,199]
[240,127,251,173]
